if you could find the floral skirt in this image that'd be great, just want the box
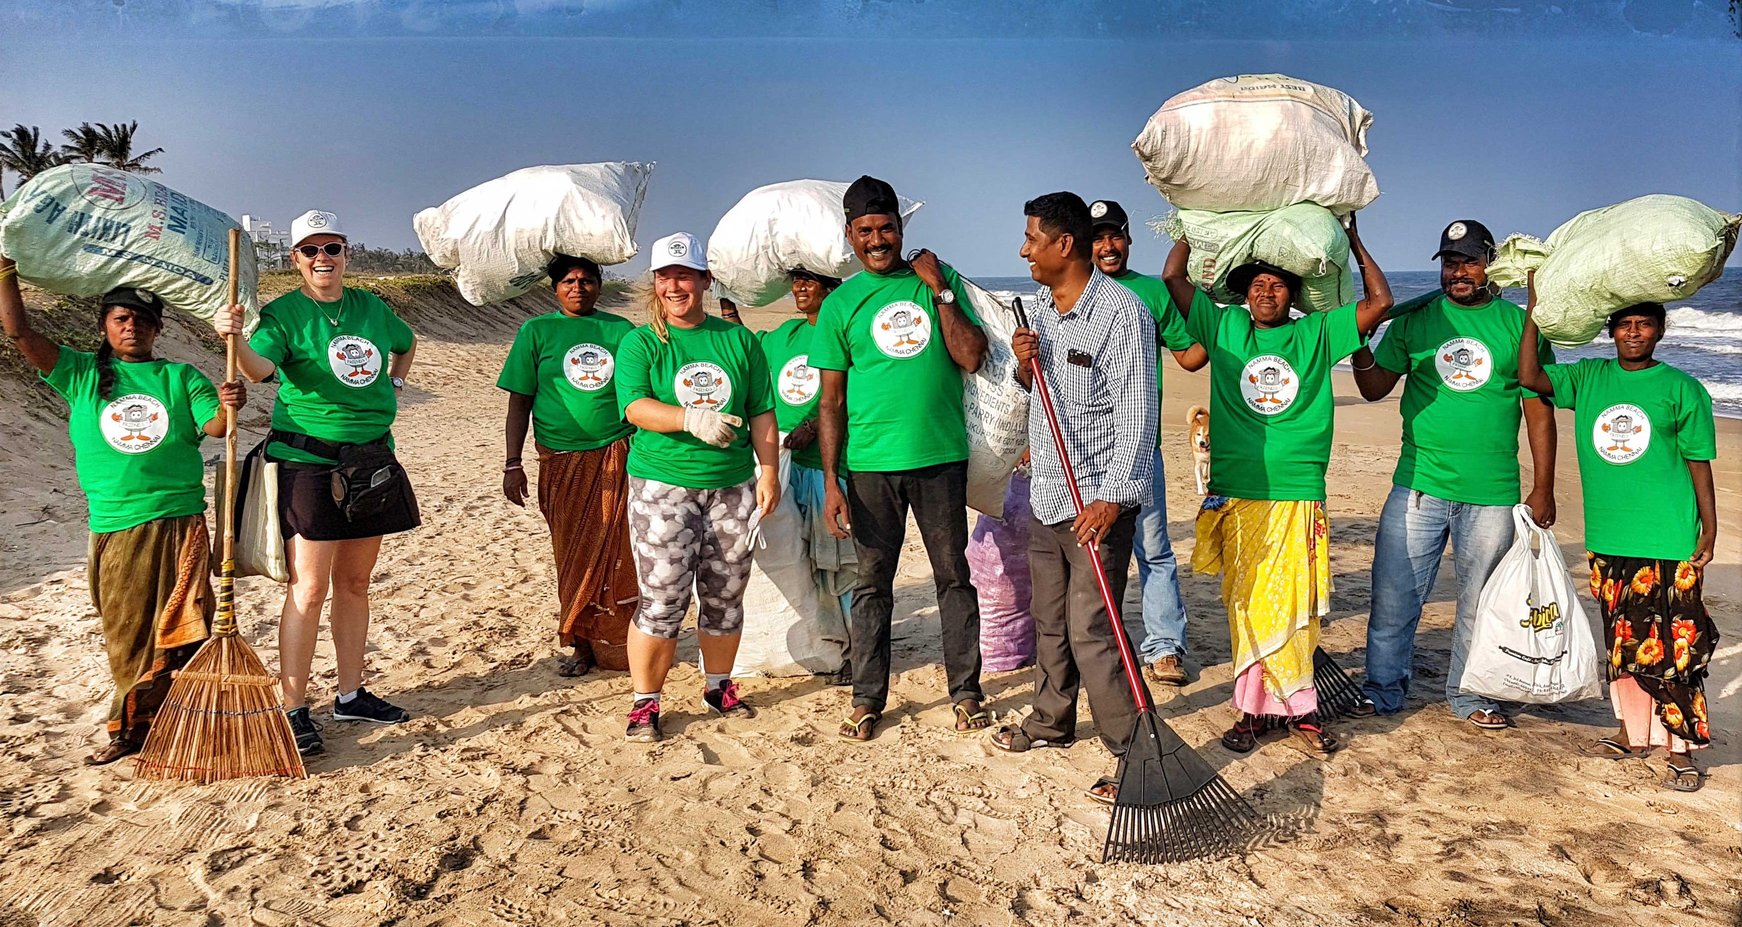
[1588,551,1716,746]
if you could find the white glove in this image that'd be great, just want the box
[683,407,743,448]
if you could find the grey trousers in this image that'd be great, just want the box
[1022,507,1140,757]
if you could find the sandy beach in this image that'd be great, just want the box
[0,279,1736,926]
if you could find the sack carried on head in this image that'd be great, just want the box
[707,179,924,307]
[1133,74,1379,215]
[0,164,258,328]
[414,162,654,306]
[1164,203,1356,313]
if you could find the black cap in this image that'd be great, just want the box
[843,175,901,222]
[1088,199,1129,232]
[1226,261,1303,300]
[1432,219,1496,262]
[99,286,166,321]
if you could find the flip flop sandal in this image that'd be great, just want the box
[556,651,594,678]
[838,711,881,743]
[988,725,1073,753]
[952,702,993,735]
[1466,710,1511,730]
[1663,762,1703,793]
[1581,737,1649,760]
[1289,721,1344,756]
[1220,720,1263,754]
[1085,776,1119,806]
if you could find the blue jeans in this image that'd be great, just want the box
[1363,485,1515,717]
[1134,447,1190,662]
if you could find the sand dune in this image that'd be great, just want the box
[0,279,1736,926]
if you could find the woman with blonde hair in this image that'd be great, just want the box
[214,209,420,757]
[613,232,780,742]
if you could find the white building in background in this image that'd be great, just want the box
[242,214,290,268]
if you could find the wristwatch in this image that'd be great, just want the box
[390,376,406,390]
[935,288,957,306]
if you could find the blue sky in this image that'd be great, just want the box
[3,0,1738,276]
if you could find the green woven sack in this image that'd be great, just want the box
[1161,203,1355,313]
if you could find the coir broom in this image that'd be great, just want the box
[1012,298,1256,864]
[135,229,305,783]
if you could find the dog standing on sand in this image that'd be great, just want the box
[1187,405,1211,496]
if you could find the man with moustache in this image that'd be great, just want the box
[1351,219,1558,729]
[1088,199,1206,687]
[811,175,991,742]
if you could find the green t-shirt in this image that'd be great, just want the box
[42,346,219,533]
[809,264,981,472]
[1187,300,1364,501]
[250,288,415,464]
[759,317,829,471]
[614,316,775,489]
[1372,296,1555,506]
[1544,358,1716,561]
[1110,269,1198,449]
[497,310,635,452]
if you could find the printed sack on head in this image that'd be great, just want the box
[708,179,924,307]
[414,162,653,306]
[0,164,259,329]
[959,277,1029,516]
[1461,505,1602,705]
[1485,194,1740,347]
[1161,203,1356,313]
[1132,74,1379,215]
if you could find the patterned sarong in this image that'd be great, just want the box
[87,514,213,739]
[1589,551,1715,747]
[538,439,638,670]
[1192,497,1329,714]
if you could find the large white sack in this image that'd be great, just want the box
[961,277,1029,517]
[413,162,653,306]
[709,179,924,307]
[1461,506,1602,705]
[732,451,849,678]
[1486,194,1739,347]
[0,164,259,327]
[1162,204,1356,313]
[1132,74,1379,215]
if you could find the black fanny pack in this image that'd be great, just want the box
[271,429,407,523]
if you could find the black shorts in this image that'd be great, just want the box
[276,460,421,542]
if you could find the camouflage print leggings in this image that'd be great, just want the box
[627,476,757,639]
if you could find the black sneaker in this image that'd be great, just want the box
[625,698,662,743]
[702,680,756,719]
[286,706,325,756]
[332,687,411,724]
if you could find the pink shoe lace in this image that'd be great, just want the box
[712,682,744,712]
[627,699,660,726]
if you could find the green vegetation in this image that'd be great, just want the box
[0,120,165,196]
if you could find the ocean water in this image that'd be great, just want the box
[973,270,1742,417]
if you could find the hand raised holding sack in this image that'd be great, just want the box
[683,407,743,448]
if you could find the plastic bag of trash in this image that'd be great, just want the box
[1162,203,1356,313]
[708,179,924,307]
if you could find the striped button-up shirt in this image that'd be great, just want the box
[1026,269,1157,525]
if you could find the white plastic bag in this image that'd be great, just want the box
[0,164,258,327]
[1485,195,1739,347]
[1132,74,1379,215]
[732,451,849,678]
[960,277,1029,517]
[1461,506,1602,704]
[1163,204,1355,313]
[413,162,653,306]
[708,179,924,307]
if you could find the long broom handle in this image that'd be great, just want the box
[1012,298,1154,714]
[214,228,241,637]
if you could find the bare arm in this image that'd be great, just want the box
[1517,273,1553,397]
[1171,344,1207,372]
[818,368,851,538]
[1351,345,1402,401]
[201,380,247,438]
[1348,217,1393,338]
[1689,459,1717,570]
[502,390,533,506]
[1521,396,1558,527]
[389,336,416,379]
[911,250,987,372]
[0,259,59,374]
[211,304,278,382]
[1161,239,1198,323]
[624,397,688,433]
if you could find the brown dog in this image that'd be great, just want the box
[1186,405,1210,496]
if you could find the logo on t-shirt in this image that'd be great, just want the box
[328,335,382,388]
[871,301,931,359]
[1240,355,1298,415]
[675,362,732,409]
[563,343,615,392]
[1434,337,1491,391]
[101,393,168,454]
[1593,403,1650,464]
[778,354,819,406]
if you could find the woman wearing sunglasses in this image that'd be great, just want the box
[214,209,420,757]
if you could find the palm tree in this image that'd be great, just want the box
[59,122,107,163]
[95,121,165,175]
[0,124,66,196]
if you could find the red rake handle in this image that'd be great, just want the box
[1012,298,1153,714]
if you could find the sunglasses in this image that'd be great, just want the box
[295,242,346,258]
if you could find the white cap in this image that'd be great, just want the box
[649,231,707,273]
[290,209,346,248]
